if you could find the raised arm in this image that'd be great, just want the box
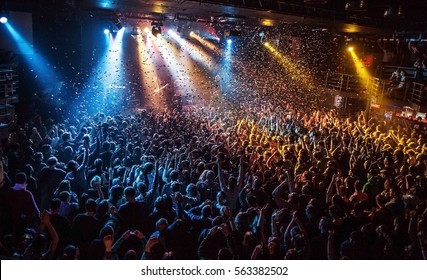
[217,158,227,192]
[39,210,59,259]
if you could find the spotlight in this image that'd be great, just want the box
[152,26,161,37]
[0,16,7,24]
[130,27,139,36]
[227,39,232,44]
[114,19,123,30]
[347,46,354,52]
[104,28,110,35]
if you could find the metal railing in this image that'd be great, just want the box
[0,67,19,122]
[408,82,427,111]
[324,72,382,97]
[325,69,426,110]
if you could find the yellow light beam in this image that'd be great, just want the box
[349,49,371,85]
[263,42,316,91]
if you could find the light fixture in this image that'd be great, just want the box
[130,27,139,36]
[303,0,327,5]
[114,18,123,30]
[152,26,161,37]
[396,4,405,18]
[0,10,8,24]
[103,28,110,35]
[345,0,367,12]
[384,4,405,19]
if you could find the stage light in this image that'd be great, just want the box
[130,27,139,36]
[104,28,110,35]
[114,19,123,30]
[0,16,7,24]
[152,26,162,37]
[347,46,354,52]
[227,39,232,44]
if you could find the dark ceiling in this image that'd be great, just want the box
[3,0,427,36]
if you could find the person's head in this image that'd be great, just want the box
[305,204,318,221]
[31,234,48,256]
[216,191,227,206]
[171,181,181,193]
[102,141,111,152]
[186,183,197,196]
[58,180,71,192]
[61,245,79,260]
[142,162,154,174]
[201,205,212,218]
[156,218,168,232]
[234,212,250,233]
[23,164,34,176]
[47,156,58,168]
[242,231,257,251]
[62,132,71,142]
[67,160,79,172]
[212,215,225,227]
[393,216,405,231]
[267,236,280,255]
[94,158,103,169]
[99,224,114,239]
[313,151,323,160]
[59,191,71,202]
[136,182,147,195]
[15,172,27,185]
[340,240,353,259]
[228,176,237,190]
[124,250,138,260]
[328,204,343,219]
[390,186,401,198]
[218,248,233,260]
[169,170,179,181]
[352,202,364,216]
[64,146,73,156]
[50,198,61,213]
[319,216,333,234]
[252,178,263,190]
[33,152,43,162]
[197,161,205,173]
[376,194,387,208]
[124,186,136,202]
[109,185,124,202]
[288,192,300,211]
[82,134,90,146]
[205,170,215,182]
[96,199,109,217]
[42,144,53,155]
[85,198,97,214]
[90,175,102,188]
[354,180,363,191]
